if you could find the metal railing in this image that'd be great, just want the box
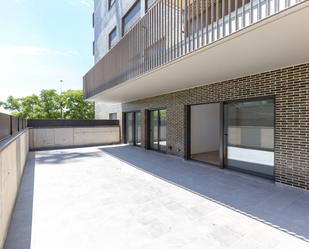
[27,119,119,128]
[84,0,304,99]
[0,113,27,142]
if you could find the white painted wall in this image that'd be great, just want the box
[191,103,220,155]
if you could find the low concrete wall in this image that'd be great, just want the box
[29,126,120,150]
[0,130,29,249]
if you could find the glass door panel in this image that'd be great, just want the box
[149,109,166,151]
[159,110,167,152]
[135,112,142,146]
[224,99,275,177]
[150,110,159,150]
[126,112,134,144]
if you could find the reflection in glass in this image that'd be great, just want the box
[150,110,159,150]
[159,110,167,151]
[122,0,141,35]
[135,112,142,146]
[126,112,134,144]
[225,99,274,177]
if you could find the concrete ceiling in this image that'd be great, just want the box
[90,2,309,103]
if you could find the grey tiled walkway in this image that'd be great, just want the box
[5,145,309,249]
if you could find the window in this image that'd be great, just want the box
[145,0,156,12]
[108,0,116,10]
[224,98,275,177]
[125,111,141,146]
[122,0,141,35]
[108,27,118,49]
[109,113,117,120]
[149,109,167,152]
[92,41,95,56]
[92,13,94,28]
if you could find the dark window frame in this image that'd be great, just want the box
[108,26,117,49]
[123,111,142,146]
[108,0,116,10]
[121,0,141,36]
[145,0,156,12]
[147,108,167,153]
[185,96,275,180]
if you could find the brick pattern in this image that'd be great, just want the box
[120,63,309,190]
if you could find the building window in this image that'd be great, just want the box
[108,0,116,10]
[122,0,141,36]
[145,0,156,12]
[109,113,117,120]
[125,111,141,146]
[92,41,95,56]
[108,27,118,49]
[149,109,167,152]
[224,98,275,177]
[92,13,94,28]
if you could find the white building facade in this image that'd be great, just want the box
[92,0,157,120]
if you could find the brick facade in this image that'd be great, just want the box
[119,63,309,190]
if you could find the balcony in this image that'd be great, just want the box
[83,0,309,102]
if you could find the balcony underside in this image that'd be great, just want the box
[88,2,309,103]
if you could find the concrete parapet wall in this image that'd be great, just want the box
[0,130,29,249]
[29,126,120,150]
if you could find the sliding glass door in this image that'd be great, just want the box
[125,111,141,146]
[149,109,167,152]
[135,111,141,146]
[126,112,134,144]
[224,98,275,178]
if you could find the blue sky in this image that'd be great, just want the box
[0,0,94,109]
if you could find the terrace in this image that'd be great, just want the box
[2,144,309,248]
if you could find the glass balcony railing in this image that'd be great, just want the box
[84,0,304,99]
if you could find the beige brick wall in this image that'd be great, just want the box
[121,63,309,190]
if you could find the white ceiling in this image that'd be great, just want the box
[89,2,309,103]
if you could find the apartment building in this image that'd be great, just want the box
[84,0,309,189]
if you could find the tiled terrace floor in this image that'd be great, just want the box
[4,145,309,249]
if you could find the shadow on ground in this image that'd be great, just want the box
[4,153,35,249]
[101,145,309,243]
[35,150,104,165]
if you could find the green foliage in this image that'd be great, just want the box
[0,89,95,120]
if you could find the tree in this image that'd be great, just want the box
[39,89,62,119]
[0,89,95,120]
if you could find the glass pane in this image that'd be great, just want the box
[109,27,117,49]
[159,109,167,151]
[225,99,275,177]
[123,0,141,34]
[135,112,142,146]
[150,110,159,150]
[126,112,134,144]
[146,0,156,11]
[109,113,117,120]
